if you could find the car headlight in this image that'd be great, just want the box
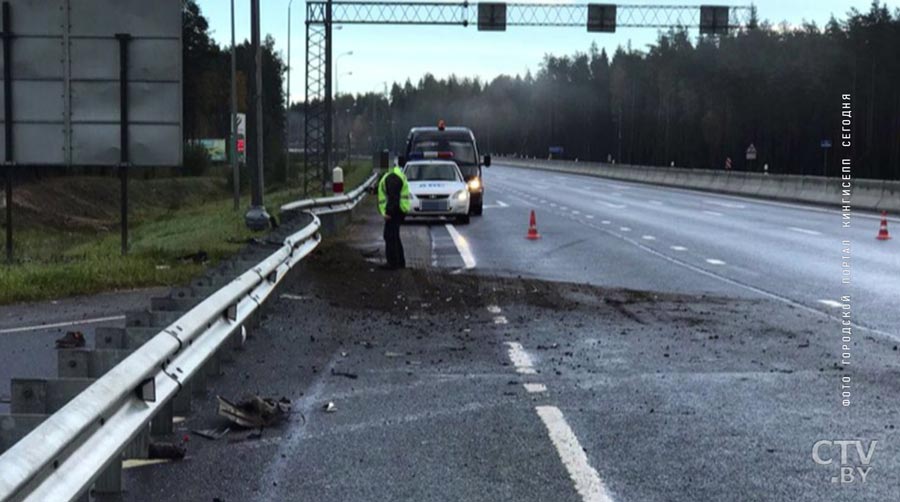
[467,178,481,191]
[453,189,469,201]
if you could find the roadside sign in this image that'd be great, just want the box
[745,143,757,161]
[821,139,832,149]
[237,113,246,136]
[236,113,246,161]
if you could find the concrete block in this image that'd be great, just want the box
[11,378,93,414]
[58,349,129,379]
[0,413,47,454]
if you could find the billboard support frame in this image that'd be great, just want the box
[2,1,12,262]
[116,33,131,255]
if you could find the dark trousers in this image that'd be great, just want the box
[383,214,406,268]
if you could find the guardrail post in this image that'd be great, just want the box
[94,456,123,494]
[172,383,192,415]
[150,401,174,436]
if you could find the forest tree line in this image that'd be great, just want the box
[330,2,900,180]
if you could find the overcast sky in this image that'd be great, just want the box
[196,1,895,101]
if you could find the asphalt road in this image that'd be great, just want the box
[449,163,900,336]
[0,288,166,413]
[119,186,900,502]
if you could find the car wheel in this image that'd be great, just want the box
[456,214,470,225]
[471,201,483,216]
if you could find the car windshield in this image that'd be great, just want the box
[404,163,460,182]
[409,132,477,167]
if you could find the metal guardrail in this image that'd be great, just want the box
[0,174,377,502]
[281,172,378,214]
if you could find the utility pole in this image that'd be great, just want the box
[230,0,239,211]
[244,0,271,230]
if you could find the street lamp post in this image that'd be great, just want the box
[333,51,352,168]
[230,0,239,210]
[285,0,294,184]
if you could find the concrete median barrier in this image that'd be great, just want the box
[497,157,897,212]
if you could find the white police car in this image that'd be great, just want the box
[403,158,471,224]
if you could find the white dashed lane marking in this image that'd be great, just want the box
[641,235,655,241]
[524,383,547,394]
[788,227,822,236]
[818,300,843,308]
[670,246,687,252]
[505,342,536,374]
[706,259,726,266]
[536,406,615,502]
[619,227,631,232]
[703,210,724,217]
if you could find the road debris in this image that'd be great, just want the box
[331,369,359,379]
[55,331,86,349]
[281,293,310,301]
[323,401,337,413]
[148,442,187,460]
[191,427,231,440]
[217,395,292,428]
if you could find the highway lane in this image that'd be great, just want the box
[121,210,900,501]
[449,163,899,336]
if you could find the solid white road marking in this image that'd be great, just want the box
[505,341,536,374]
[497,200,509,207]
[704,199,746,209]
[670,246,688,252]
[641,235,656,241]
[706,259,726,265]
[0,315,126,335]
[536,406,614,502]
[703,210,723,217]
[524,383,547,393]
[619,227,631,232]
[788,226,822,236]
[487,305,502,314]
[818,300,843,308]
[445,224,477,270]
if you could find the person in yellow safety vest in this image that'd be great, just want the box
[377,163,411,270]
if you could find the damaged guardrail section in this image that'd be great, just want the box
[0,175,376,502]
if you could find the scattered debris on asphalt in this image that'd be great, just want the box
[55,331,86,349]
[191,427,231,440]
[280,293,310,301]
[148,442,187,460]
[323,401,337,413]
[217,395,292,428]
[331,369,358,379]
[384,351,403,358]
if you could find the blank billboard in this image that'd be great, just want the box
[0,0,182,167]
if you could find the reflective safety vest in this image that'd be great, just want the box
[377,166,411,216]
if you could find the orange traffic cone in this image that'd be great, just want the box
[526,210,541,240]
[877,211,891,240]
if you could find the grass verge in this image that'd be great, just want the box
[0,161,374,304]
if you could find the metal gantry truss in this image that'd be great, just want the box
[304,2,754,193]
